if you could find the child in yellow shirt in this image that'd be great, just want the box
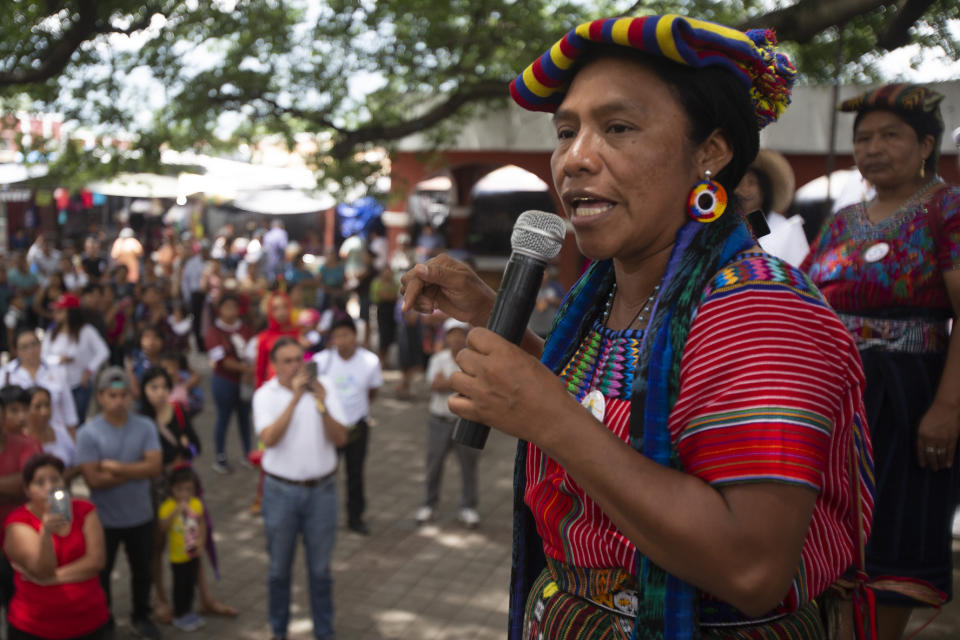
[158,466,206,632]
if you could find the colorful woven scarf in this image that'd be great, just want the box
[517,219,756,639]
[509,14,796,129]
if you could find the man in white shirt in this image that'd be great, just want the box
[253,337,348,640]
[311,316,383,535]
[415,318,481,527]
[26,235,61,286]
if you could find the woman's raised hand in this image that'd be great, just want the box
[400,254,497,327]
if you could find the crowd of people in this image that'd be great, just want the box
[0,213,488,639]
[0,12,958,640]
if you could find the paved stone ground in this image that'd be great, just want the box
[97,361,959,639]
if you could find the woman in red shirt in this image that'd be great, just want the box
[3,452,109,639]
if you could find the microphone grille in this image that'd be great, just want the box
[511,210,566,261]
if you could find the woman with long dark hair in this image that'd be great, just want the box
[402,14,874,638]
[23,387,79,483]
[40,294,109,423]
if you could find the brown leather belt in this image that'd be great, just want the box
[265,470,335,488]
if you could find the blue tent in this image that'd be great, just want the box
[336,196,384,238]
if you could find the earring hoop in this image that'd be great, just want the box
[688,170,727,223]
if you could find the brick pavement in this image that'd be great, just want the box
[98,364,960,639]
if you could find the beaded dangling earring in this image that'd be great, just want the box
[920,161,925,179]
[687,170,727,223]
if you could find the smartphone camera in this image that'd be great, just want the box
[49,488,72,523]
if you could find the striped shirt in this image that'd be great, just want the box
[525,255,873,613]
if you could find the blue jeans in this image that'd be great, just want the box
[210,375,251,459]
[72,382,93,425]
[262,474,337,640]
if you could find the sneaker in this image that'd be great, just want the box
[185,612,206,628]
[211,459,231,475]
[415,506,434,524]
[172,614,202,632]
[459,508,480,528]
[132,617,164,639]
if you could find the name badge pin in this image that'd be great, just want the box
[864,242,890,263]
[581,389,606,422]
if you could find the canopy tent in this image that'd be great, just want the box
[87,173,184,199]
[0,163,48,185]
[229,188,335,215]
[794,169,873,213]
[472,164,548,194]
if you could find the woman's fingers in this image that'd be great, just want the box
[918,440,956,471]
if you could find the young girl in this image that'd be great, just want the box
[127,325,166,398]
[158,353,203,418]
[158,466,206,632]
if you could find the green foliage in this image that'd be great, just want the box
[1,0,957,192]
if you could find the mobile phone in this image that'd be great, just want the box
[49,488,72,523]
[305,361,318,379]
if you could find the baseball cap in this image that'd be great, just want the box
[96,366,131,393]
[51,293,81,309]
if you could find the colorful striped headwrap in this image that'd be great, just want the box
[840,82,946,170]
[509,14,796,129]
[839,83,944,116]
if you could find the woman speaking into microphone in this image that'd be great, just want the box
[401,13,874,638]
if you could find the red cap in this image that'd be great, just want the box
[52,293,81,310]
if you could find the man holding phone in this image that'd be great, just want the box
[253,336,349,640]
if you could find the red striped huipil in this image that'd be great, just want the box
[525,261,874,614]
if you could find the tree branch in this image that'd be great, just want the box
[739,0,889,44]
[328,79,507,158]
[0,0,99,86]
[94,8,158,37]
[877,0,937,50]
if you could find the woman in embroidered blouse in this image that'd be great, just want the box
[401,14,873,640]
[803,84,960,640]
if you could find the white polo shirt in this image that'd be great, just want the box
[252,376,342,481]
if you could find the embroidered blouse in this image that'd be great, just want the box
[802,184,960,317]
[524,255,874,614]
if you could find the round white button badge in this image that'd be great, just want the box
[581,389,606,422]
[864,242,890,263]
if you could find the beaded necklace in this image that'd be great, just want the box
[601,281,661,329]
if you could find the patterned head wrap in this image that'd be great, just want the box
[839,82,944,117]
[509,14,796,129]
[841,83,945,171]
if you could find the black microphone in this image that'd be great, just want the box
[453,210,566,449]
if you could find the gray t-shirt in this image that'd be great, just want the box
[76,413,161,528]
